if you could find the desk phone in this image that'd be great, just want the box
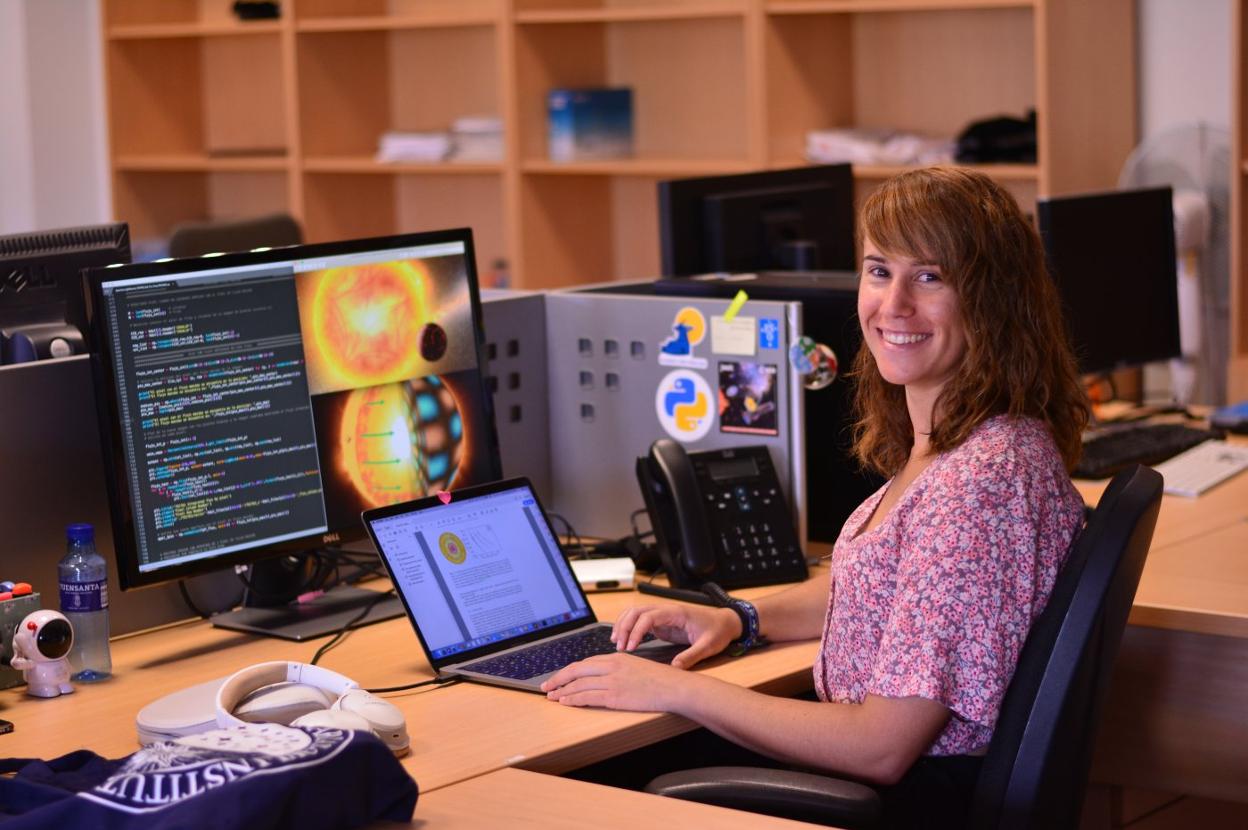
[636,440,806,589]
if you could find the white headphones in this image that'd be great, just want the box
[215,661,409,756]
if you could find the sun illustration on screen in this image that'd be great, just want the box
[311,261,430,385]
[339,377,465,507]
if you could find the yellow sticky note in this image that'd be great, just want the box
[724,289,749,322]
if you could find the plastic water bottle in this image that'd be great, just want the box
[57,523,112,682]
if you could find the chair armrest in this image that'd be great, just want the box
[645,766,882,828]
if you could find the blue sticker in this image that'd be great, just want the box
[759,318,780,350]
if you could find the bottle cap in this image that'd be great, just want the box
[0,581,13,593]
[11,583,31,596]
[67,523,95,543]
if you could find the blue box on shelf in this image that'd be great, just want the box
[547,87,634,162]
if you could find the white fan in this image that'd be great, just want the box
[1119,122,1231,406]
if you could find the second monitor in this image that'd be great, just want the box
[659,164,856,276]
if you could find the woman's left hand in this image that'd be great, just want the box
[540,652,705,712]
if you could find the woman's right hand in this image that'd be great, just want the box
[610,603,742,670]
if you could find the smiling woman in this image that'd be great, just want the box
[541,167,1091,830]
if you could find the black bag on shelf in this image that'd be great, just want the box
[955,110,1037,164]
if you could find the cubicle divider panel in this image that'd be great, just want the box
[543,289,805,543]
[480,290,553,506]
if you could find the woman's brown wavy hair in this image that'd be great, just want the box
[851,167,1089,476]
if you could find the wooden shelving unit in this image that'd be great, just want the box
[101,0,1135,287]
[1233,2,1248,401]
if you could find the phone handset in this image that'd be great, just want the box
[636,438,717,587]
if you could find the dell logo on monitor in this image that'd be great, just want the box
[322,532,341,544]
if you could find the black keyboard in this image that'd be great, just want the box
[459,626,671,681]
[1074,423,1223,479]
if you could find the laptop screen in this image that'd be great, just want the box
[367,482,591,661]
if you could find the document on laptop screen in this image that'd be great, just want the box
[370,486,592,660]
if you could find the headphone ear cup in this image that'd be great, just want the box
[335,689,409,755]
[291,709,373,733]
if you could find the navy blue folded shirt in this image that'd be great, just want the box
[0,724,417,829]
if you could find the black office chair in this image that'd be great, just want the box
[168,213,302,259]
[645,464,1164,829]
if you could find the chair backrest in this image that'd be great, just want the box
[168,213,303,259]
[969,464,1163,830]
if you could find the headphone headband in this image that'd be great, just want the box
[215,661,359,728]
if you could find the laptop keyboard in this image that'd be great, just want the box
[459,626,668,681]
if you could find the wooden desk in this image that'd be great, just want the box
[1075,448,1248,802]
[416,767,811,829]
[0,576,819,796]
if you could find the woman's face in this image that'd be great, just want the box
[858,238,967,400]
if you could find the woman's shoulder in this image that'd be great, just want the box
[950,414,1062,471]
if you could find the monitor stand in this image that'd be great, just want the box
[209,584,405,642]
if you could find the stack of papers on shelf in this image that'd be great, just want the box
[806,128,955,166]
[450,116,504,162]
[376,131,453,163]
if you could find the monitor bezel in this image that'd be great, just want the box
[85,227,502,591]
[361,476,599,674]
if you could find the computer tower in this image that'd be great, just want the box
[645,272,882,544]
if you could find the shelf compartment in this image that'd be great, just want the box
[765,7,1035,165]
[847,162,1038,180]
[515,17,750,163]
[107,34,287,158]
[103,0,276,28]
[295,0,500,27]
[515,2,747,24]
[521,158,755,176]
[304,156,503,174]
[516,174,664,288]
[297,27,500,158]
[301,172,506,273]
[114,154,290,172]
[107,21,283,39]
[767,0,1034,14]
[113,170,290,246]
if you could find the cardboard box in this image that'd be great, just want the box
[547,88,634,162]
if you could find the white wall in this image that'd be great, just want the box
[1137,0,1232,140]
[0,0,108,235]
[0,1,36,234]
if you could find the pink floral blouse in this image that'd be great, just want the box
[813,415,1084,756]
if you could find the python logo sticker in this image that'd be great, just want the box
[438,531,467,564]
[658,306,709,370]
[655,369,713,442]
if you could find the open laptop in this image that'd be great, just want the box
[362,478,680,692]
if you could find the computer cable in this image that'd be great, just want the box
[308,586,398,667]
[548,512,591,559]
[367,676,462,695]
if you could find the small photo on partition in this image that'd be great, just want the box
[718,361,779,436]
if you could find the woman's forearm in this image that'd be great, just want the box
[750,570,831,642]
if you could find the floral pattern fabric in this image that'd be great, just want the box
[813,415,1085,756]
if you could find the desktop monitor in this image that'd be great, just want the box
[1037,187,1181,375]
[659,164,856,276]
[86,229,502,636]
[0,223,130,363]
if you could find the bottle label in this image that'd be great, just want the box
[59,580,109,613]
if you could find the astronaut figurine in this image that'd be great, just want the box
[10,610,75,698]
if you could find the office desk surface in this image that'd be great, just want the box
[1074,456,1248,639]
[0,576,820,795]
[418,767,814,829]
